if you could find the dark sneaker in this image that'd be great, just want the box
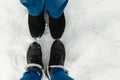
[28,12,45,38]
[27,42,44,69]
[46,40,66,79]
[49,13,65,39]
[49,40,66,66]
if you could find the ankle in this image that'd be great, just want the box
[27,67,42,75]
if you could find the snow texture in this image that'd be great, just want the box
[0,0,120,80]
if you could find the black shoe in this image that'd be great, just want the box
[49,40,65,67]
[28,13,45,38]
[46,40,66,79]
[49,13,65,39]
[27,42,44,69]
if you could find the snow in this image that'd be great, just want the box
[0,0,120,80]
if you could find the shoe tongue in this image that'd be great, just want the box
[50,52,64,66]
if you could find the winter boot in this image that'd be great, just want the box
[26,42,44,77]
[28,13,45,38]
[49,13,65,39]
[47,40,67,79]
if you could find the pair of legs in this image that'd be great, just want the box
[20,40,73,80]
[20,0,72,79]
[20,0,68,39]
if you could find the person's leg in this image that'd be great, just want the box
[47,40,73,80]
[20,68,42,80]
[49,13,65,39]
[28,13,45,38]
[20,42,44,80]
[45,0,68,39]
[20,0,45,16]
[45,0,68,19]
[20,0,46,38]
[50,68,73,80]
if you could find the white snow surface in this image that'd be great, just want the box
[0,0,120,80]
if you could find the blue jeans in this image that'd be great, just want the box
[20,68,73,80]
[20,0,68,18]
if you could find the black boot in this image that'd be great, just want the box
[49,40,65,66]
[47,40,66,79]
[26,42,44,71]
[28,13,45,38]
[49,13,65,39]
